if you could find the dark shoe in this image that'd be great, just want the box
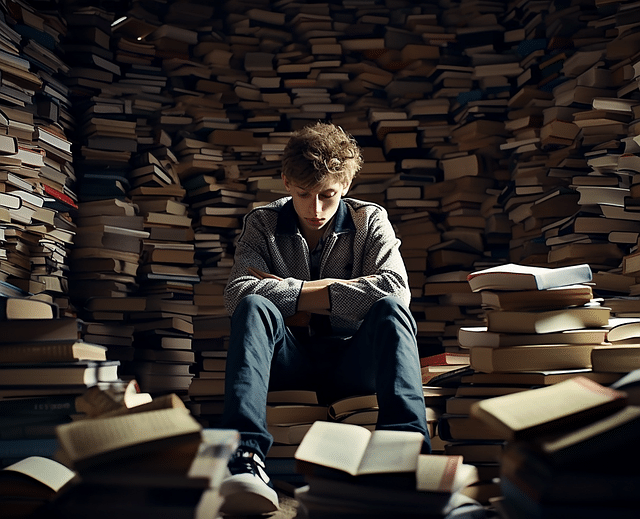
[219,449,279,516]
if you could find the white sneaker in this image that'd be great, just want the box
[219,449,279,516]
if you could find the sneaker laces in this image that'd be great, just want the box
[228,450,272,487]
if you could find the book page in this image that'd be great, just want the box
[416,454,462,492]
[357,429,424,475]
[3,456,75,492]
[56,407,201,465]
[473,377,626,435]
[294,421,372,475]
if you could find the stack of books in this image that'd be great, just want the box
[128,158,198,395]
[264,389,329,489]
[49,393,239,519]
[0,307,123,466]
[185,313,230,427]
[470,376,639,518]
[463,263,613,372]
[437,262,623,502]
[0,4,78,317]
[294,420,483,519]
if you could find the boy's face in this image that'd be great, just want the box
[282,174,350,235]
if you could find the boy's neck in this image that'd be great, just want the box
[302,227,323,251]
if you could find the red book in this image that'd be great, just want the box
[43,184,78,210]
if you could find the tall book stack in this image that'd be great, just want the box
[127,154,197,396]
[62,7,134,203]
[63,3,202,396]
[61,4,142,371]
[116,19,205,398]
[0,4,78,315]
[69,198,142,365]
[438,262,622,498]
[0,1,111,467]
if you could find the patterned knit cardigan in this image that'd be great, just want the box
[223,197,411,336]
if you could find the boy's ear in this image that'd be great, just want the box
[282,173,291,192]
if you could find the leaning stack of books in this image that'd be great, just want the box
[470,376,640,518]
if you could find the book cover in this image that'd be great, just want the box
[467,263,593,292]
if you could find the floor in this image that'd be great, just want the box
[221,488,301,519]
[272,491,300,519]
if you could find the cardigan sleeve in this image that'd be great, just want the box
[223,209,304,319]
[327,205,411,323]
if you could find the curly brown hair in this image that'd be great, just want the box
[282,122,363,188]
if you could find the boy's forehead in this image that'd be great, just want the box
[293,179,345,193]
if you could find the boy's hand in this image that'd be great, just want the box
[247,267,282,281]
[285,311,312,327]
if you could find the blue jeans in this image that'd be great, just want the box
[221,294,430,459]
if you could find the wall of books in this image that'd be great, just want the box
[1,0,640,444]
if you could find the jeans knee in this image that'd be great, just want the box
[232,294,286,341]
[234,294,274,318]
[368,296,417,335]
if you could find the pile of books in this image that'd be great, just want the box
[49,392,239,519]
[437,262,623,504]
[471,375,640,518]
[293,420,484,519]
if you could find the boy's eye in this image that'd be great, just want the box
[295,190,337,199]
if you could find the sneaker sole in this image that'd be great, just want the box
[219,473,279,516]
[219,492,279,516]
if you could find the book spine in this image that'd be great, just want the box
[0,437,59,459]
[0,394,80,415]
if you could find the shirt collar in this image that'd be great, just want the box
[276,198,355,236]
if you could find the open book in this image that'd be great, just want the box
[55,404,203,471]
[1,456,76,518]
[470,376,627,441]
[294,421,424,477]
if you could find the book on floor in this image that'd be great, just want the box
[294,420,424,477]
[0,455,76,518]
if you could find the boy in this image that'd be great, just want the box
[219,122,429,515]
